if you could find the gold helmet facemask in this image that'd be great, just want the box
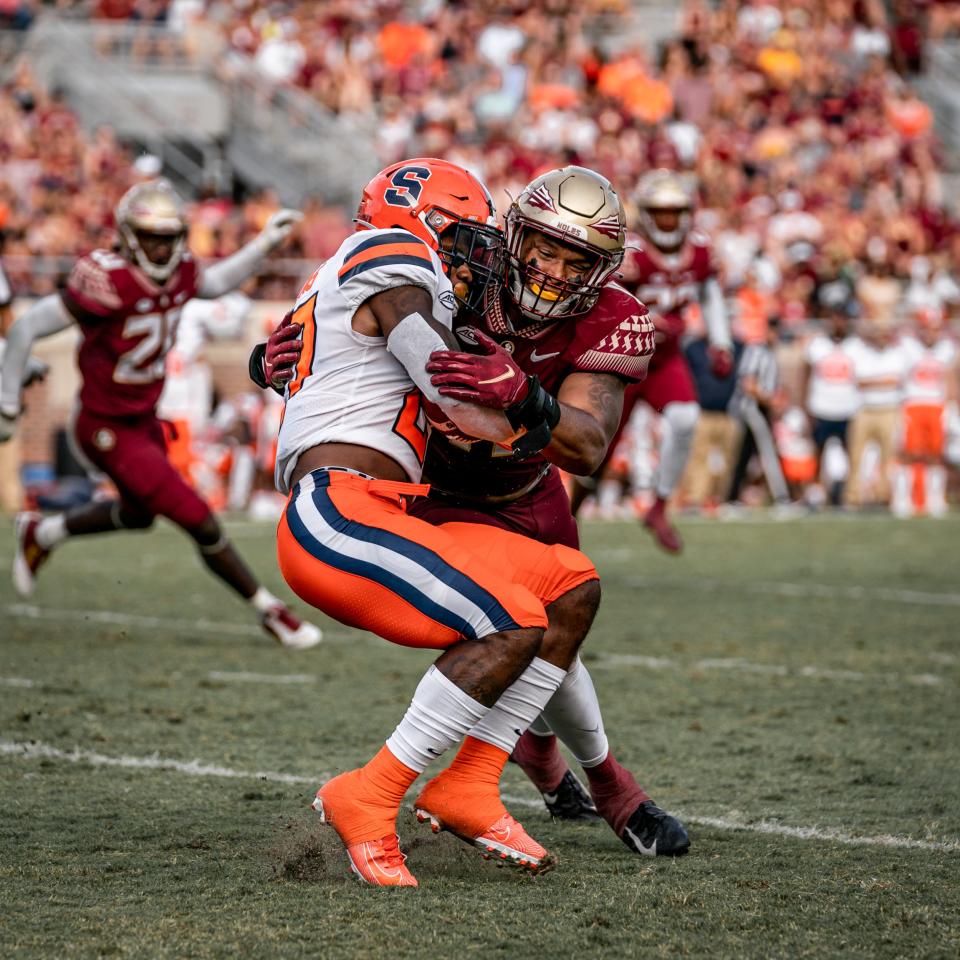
[504,166,625,322]
[115,178,188,283]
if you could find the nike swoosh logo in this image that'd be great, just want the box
[478,368,516,385]
[530,350,560,362]
[623,826,657,856]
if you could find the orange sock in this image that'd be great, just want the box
[441,736,510,788]
[360,745,420,809]
[415,737,513,835]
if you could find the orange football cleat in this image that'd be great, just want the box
[313,770,418,888]
[413,779,555,875]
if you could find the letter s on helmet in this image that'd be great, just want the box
[505,166,625,321]
[115,178,188,283]
[355,157,504,314]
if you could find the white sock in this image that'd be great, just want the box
[467,657,567,754]
[541,657,609,767]
[386,665,489,772]
[35,515,68,550]
[527,715,554,737]
[928,465,947,516]
[250,586,280,613]
[656,402,699,499]
[891,465,912,517]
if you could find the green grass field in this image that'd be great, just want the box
[1,513,958,959]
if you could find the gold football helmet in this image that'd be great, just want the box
[634,169,694,252]
[115,178,188,283]
[504,166,625,321]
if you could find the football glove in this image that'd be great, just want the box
[257,208,304,253]
[427,329,530,409]
[708,344,734,378]
[248,313,303,394]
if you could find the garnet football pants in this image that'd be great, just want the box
[277,469,597,649]
[408,465,580,548]
[72,407,212,530]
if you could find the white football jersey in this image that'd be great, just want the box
[275,228,455,493]
[901,335,957,406]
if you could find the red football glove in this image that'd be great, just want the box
[650,311,685,342]
[265,312,303,389]
[708,344,734,378]
[427,328,530,410]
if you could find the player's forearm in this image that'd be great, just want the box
[198,239,271,299]
[703,278,732,349]
[545,404,609,473]
[0,295,71,412]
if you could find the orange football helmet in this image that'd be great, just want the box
[355,158,504,313]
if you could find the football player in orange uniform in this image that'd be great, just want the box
[270,158,603,886]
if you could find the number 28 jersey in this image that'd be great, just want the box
[275,228,455,494]
[61,248,199,418]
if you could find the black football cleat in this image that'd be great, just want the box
[621,800,690,856]
[542,771,602,822]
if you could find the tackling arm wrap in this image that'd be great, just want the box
[386,312,514,443]
[0,294,71,415]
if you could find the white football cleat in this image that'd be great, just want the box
[13,511,49,597]
[261,603,322,649]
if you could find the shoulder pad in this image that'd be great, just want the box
[64,252,124,316]
[336,229,438,302]
[573,290,655,382]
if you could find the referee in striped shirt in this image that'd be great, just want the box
[726,317,791,506]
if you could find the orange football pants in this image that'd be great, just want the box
[277,469,597,649]
[902,404,945,459]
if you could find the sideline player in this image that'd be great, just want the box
[571,168,733,553]
[894,305,957,516]
[257,166,691,858]
[0,179,320,649]
[273,158,601,886]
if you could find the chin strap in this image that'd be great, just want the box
[506,375,562,458]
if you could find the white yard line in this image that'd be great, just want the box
[207,671,316,684]
[2,738,957,854]
[0,677,35,688]
[4,603,356,643]
[593,653,945,687]
[0,739,319,785]
[615,575,960,608]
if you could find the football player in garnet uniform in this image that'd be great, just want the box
[253,166,690,858]
[0,179,321,649]
[571,169,734,553]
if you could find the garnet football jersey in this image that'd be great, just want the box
[621,234,715,354]
[422,283,654,500]
[61,248,200,417]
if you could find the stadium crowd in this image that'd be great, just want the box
[1,0,958,517]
